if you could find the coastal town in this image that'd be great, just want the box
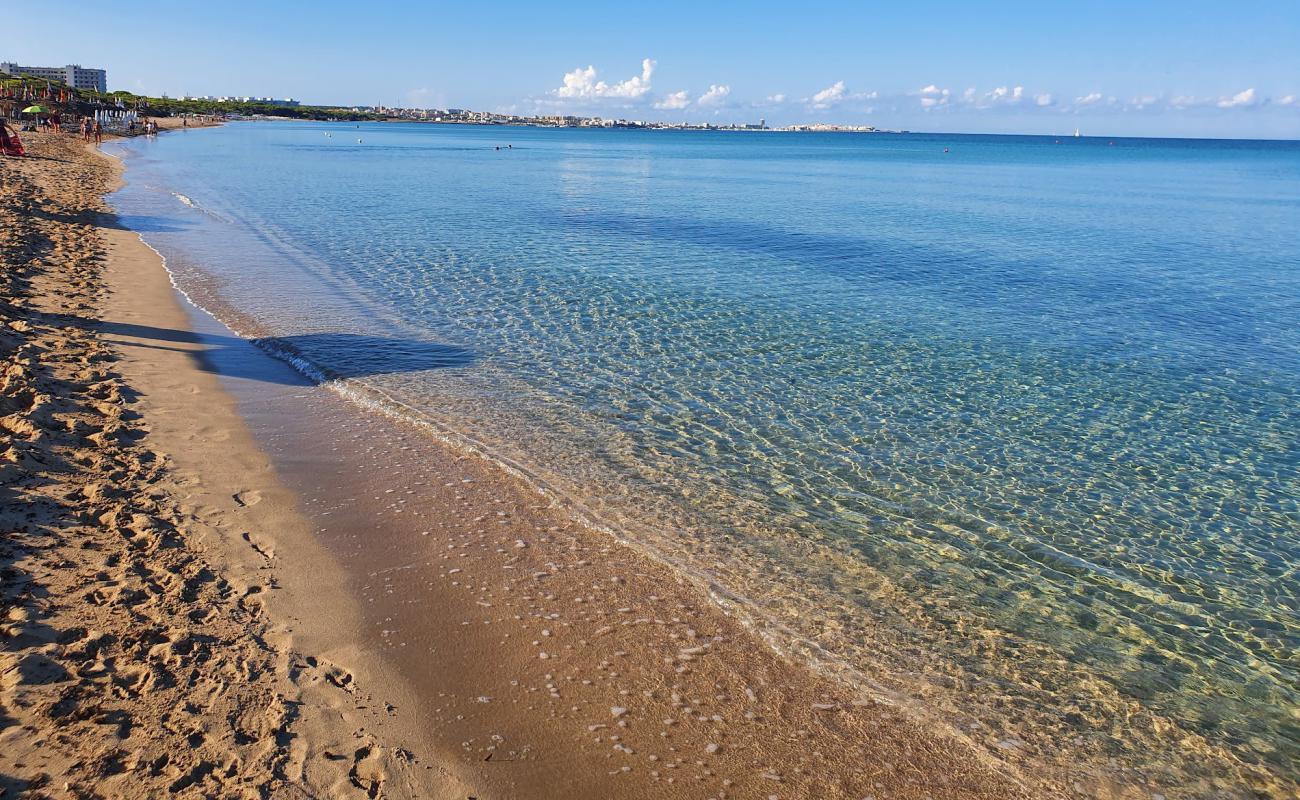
[2,60,892,133]
[351,104,886,131]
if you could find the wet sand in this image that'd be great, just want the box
[4,129,1048,798]
[182,323,1040,799]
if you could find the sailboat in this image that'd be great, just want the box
[1074,127,1081,138]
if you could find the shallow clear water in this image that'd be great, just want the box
[108,123,1299,792]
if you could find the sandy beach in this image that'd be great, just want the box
[1,130,478,797]
[3,129,1079,798]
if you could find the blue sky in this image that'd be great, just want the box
[12,1,1300,138]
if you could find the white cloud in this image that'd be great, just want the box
[1278,94,1296,106]
[1075,92,1103,106]
[654,90,690,110]
[1216,87,1256,108]
[553,58,656,100]
[1034,92,1053,107]
[984,85,1025,105]
[697,84,731,106]
[767,93,787,103]
[555,65,598,97]
[918,84,951,108]
[810,80,847,109]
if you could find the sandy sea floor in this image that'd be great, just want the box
[0,128,1194,798]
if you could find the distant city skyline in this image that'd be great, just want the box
[15,1,1300,139]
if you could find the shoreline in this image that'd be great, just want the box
[95,141,482,797]
[9,127,1235,798]
[98,124,1037,796]
[2,130,474,797]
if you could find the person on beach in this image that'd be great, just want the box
[93,120,103,144]
[0,121,24,157]
[81,118,91,142]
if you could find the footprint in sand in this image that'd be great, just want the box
[348,742,387,799]
[232,490,262,508]
[198,427,231,442]
[322,663,357,694]
[241,532,275,562]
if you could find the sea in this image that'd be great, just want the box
[105,122,1299,794]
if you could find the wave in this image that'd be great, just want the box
[171,191,234,224]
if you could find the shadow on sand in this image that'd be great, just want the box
[61,315,475,386]
[22,205,194,233]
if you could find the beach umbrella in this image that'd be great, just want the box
[21,105,48,114]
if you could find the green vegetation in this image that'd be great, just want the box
[1,73,381,121]
[106,92,385,121]
[2,73,67,94]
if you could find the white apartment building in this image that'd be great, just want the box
[0,62,107,93]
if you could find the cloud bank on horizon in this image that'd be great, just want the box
[547,60,734,114]
[534,57,1296,126]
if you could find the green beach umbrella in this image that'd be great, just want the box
[21,105,49,114]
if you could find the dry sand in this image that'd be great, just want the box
[3,129,1048,798]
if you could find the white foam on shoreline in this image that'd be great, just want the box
[170,191,235,224]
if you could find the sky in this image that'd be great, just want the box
[11,1,1300,138]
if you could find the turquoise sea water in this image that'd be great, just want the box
[107,123,1298,793]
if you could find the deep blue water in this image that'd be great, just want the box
[107,122,1299,790]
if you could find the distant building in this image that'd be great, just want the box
[181,95,300,107]
[0,62,107,92]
